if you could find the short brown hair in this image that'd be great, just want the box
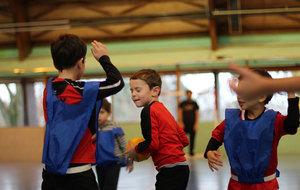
[101,98,111,113]
[130,69,162,95]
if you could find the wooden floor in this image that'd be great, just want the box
[0,154,300,190]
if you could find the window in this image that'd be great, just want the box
[180,73,215,122]
[0,83,24,127]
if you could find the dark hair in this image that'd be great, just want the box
[51,34,87,71]
[239,69,273,105]
[130,69,162,95]
[186,90,192,94]
[101,98,111,113]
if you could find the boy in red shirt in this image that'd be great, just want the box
[41,34,124,190]
[125,69,190,190]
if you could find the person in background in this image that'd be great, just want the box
[178,90,199,156]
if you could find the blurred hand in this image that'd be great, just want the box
[229,62,270,99]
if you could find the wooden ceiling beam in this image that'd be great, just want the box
[9,0,31,61]
[122,23,148,33]
[208,0,218,51]
[177,0,206,9]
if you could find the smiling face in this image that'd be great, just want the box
[130,79,159,108]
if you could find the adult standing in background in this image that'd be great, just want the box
[178,90,199,156]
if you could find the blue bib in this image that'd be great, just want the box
[224,109,277,183]
[42,78,102,175]
[96,127,126,167]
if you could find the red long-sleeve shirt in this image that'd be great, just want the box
[206,97,299,190]
[136,101,189,170]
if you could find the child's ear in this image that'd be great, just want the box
[77,58,84,69]
[152,86,160,97]
[258,95,267,103]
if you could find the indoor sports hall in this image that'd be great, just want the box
[0,0,300,190]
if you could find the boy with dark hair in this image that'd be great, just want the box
[41,34,124,190]
[204,69,299,190]
[125,69,190,190]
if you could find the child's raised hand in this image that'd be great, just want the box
[207,150,223,172]
[91,40,108,60]
[229,62,269,99]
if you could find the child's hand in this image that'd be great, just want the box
[207,150,223,172]
[126,164,134,173]
[91,40,108,60]
[122,141,138,162]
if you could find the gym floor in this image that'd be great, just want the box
[0,154,299,190]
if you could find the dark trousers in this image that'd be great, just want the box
[96,163,121,190]
[155,165,190,190]
[41,169,99,190]
[184,128,196,155]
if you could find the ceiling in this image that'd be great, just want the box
[2,0,300,78]
[2,0,300,60]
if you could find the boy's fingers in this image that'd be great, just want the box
[122,150,128,156]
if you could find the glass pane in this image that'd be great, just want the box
[0,83,24,127]
[180,73,215,122]
[113,77,141,123]
[160,75,178,120]
[267,71,293,115]
[218,72,239,121]
[34,82,45,127]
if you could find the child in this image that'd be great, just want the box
[204,69,299,190]
[41,34,124,190]
[124,69,190,190]
[229,62,300,98]
[95,98,133,190]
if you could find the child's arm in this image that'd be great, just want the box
[91,40,124,99]
[229,62,300,98]
[178,107,184,128]
[177,123,189,147]
[283,92,299,134]
[116,130,134,173]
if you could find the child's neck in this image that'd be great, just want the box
[246,106,265,120]
[58,69,80,81]
[99,120,110,128]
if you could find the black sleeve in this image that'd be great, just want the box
[137,105,152,153]
[283,97,299,134]
[204,137,222,159]
[97,55,124,99]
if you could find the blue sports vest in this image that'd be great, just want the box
[42,78,102,175]
[96,127,126,167]
[224,109,277,183]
